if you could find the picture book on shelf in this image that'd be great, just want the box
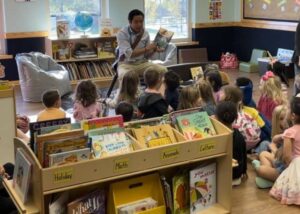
[36,129,85,166]
[132,124,176,148]
[161,175,173,214]
[190,162,216,213]
[38,122,81,135]
[49,148,91,167]
[169,107,202,126]
[49,192,69,214]
[82,115,124,131]
[172,173,189,214]
[56,20,70,39]
[29,118,71,150]
[176,111,216,140]
[117,197,158,214]
[89,128,133,158]
[13,148,32,203]
[153,27,174,49]
[43,135,89,167]
[67,189,106,214]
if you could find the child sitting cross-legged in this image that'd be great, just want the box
[270,95,300,205]
[252,105,290,189]
[37,89,66,122]
[215,101,247,186]
[73,80,102,121]
[138,66,168,119]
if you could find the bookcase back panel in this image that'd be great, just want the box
[0,88,16,164]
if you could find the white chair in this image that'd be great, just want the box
[16,52,72,102]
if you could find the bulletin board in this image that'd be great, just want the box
[0,86,16,164]
[243,0,300,22]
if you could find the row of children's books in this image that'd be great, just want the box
[62,61,114,81]
[46,162,216,214]
[14,110,217,205]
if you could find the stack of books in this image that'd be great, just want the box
[73,49,97,59]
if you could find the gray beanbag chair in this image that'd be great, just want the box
[16,52,71,102]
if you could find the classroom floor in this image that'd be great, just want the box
[14,69,300,213]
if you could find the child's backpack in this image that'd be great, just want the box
[233,111,261,151]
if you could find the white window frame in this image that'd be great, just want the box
[143,0,191,43]
[48,0,108,38]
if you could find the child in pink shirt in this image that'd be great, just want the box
[73,80,101,121]
[270,95,300,205]
[258,71,285,121]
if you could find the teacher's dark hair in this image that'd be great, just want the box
[128,9,144,22]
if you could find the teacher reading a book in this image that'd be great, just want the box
[116,9,167,88]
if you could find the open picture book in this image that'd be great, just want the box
[153,27,174,50]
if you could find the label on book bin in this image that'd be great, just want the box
[199,141,216,154]
[114,158,129,172]
[161,146,180,160]
[53,168,73,184]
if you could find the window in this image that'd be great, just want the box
[144,0,189,41]
[49,0,102,37]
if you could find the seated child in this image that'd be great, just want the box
[220,85,270,153]
[115,101,134,122]
[177,86,201,110]
[215,101,247,186]
[270,96,300,205]
[73,80,102,121]
[138,66,168,119]
[204,71,222,103]
[164,70,180,111]
[197,80,216,115]
[252,105,290,189]
[37,89,66,122]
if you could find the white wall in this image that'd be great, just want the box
[109,0,144,28]
[191,0,240,23]
[2,0,48,33]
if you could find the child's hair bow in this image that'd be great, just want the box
[262,71,274,81]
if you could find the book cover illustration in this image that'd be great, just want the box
[43,135,89,167]
[38,123,81,135]
[133,124,177,148]
[90,131,133,158]
[49,148,91,167]
[49,192,69,214]
[173,174,189,214]
[13,148,32,203]
[169,107,202,126]
[30,117,71,150]
[153,27,174,50]
[190,163,216,213]
[82,115,124,131]
[56,20,70,39]
[176,111,216,140]
[190,66,204,81]
[67,189,106,214]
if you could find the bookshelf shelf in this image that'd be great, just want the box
[6,118,233,214]
[56,56,115,63]
[45,36,116,86]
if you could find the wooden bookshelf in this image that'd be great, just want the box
[45,36,116,86]
[4,117,233,214]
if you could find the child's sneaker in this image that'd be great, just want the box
[255,176,273,189]
[232,177,242,186]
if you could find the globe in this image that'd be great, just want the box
[74,11,93,32]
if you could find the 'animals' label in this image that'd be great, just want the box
[161,147,180,160]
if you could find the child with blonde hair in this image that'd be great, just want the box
[105,70,139,108]
[252,105,290,188]
[73,80,101,121]
[197,80,216,115]
[258,71,285,121]
[270,96,300,205]
[178,86,201,110]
